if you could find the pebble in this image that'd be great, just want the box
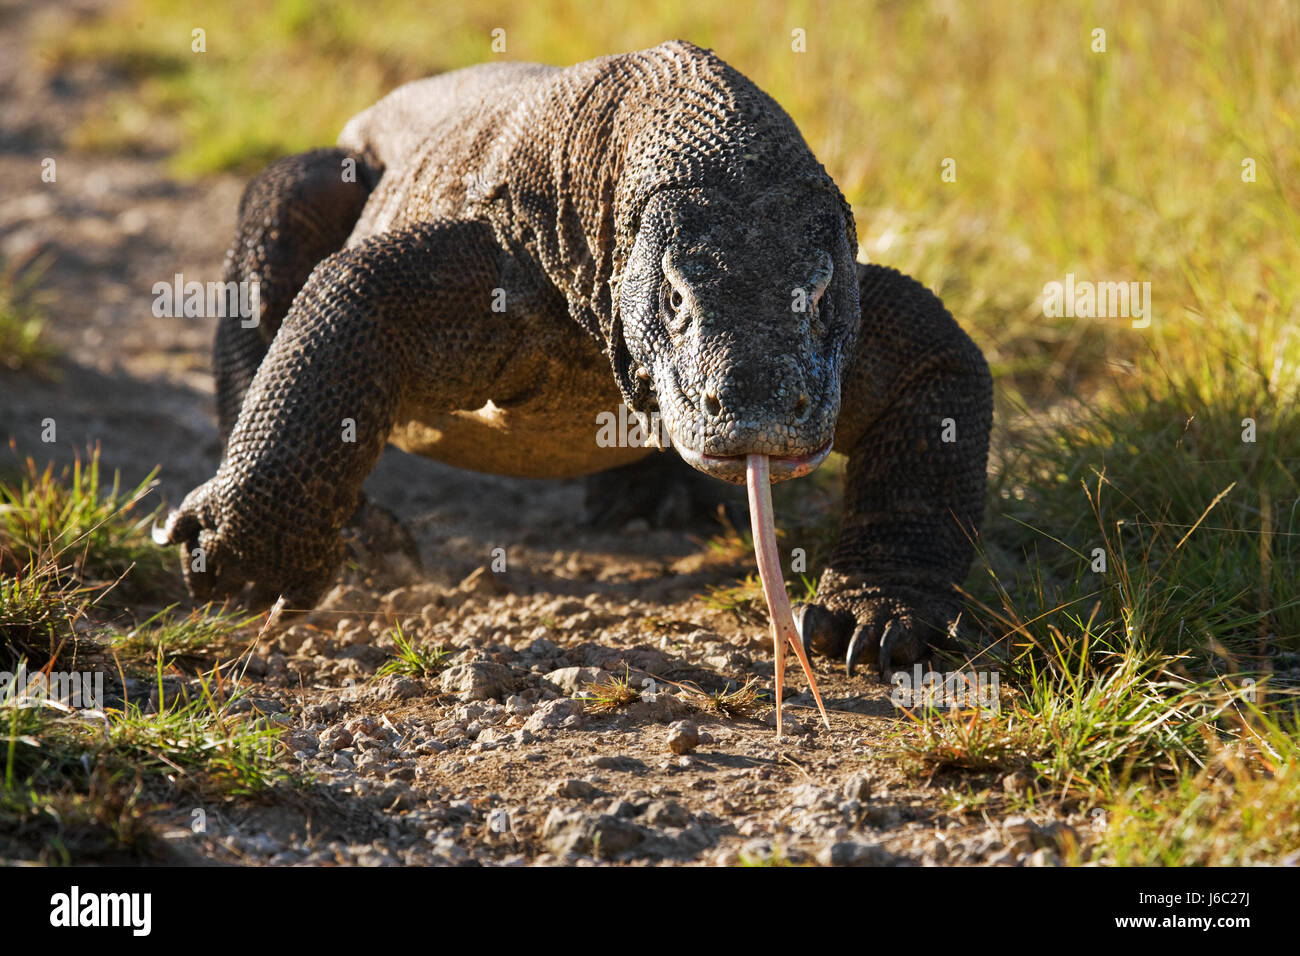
[643,800,691,828]
[319,726,353,752]
[285,730,319,753]
[542,666,611,695]
[541,809,647,858]
[522,698,585,731]
[817,840,893,867]
[370,675,425,701]
[842,774,874,802]
[439,660,514,701]
[666,721,700,755]
[551,778,600,799]
[504,694,533,715]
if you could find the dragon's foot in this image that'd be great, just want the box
[155,477,344,612]
[793,570,967,681]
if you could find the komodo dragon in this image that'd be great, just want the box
[158,40,993,679]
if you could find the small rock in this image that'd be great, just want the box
[440,660,514,701]
[643,800,691,828]
[317,584,374,614]
[523,698,585,732]
[625,694,696,723]
[842,774,874,802]
[764,709,810,736]
[527,636,561,658]
[344,716,383,739]
[276,626,313,655]
[379,583,444,616]
[666,721,700,755]
[285,730,319,753]
[542,809,647,858]
[864,804,901,828]
[817,840,893,866]
[370,675,426,701]
[458,566,508,597]
[551,778,600,800]
[606,799,639,819]
[542,666,610,695]
[319,726,353,752]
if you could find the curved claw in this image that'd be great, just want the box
[846,621,896,679]
[793,602,852,661]
[877,620,901,682]
[845,622,873,678]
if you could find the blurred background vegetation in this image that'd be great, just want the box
[37,0,1298,392]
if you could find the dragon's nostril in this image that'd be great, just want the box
[794,392,810,415]
[704,389,722,418]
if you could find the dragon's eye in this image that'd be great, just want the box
[667,288,685,312]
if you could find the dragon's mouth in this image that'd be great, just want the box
[657,368,836,483]
[675,439,833,484]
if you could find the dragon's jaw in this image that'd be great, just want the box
[674,438,833,484]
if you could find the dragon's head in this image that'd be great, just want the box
[615,183,859,483]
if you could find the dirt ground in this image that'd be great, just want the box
[0,0,1091,866]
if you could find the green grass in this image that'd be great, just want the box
[0,257,58,375]
[0,450,285,861]
[899,639,1245,794]
[979,308,1300,662]
[0,447,168,595]
[0,560,99,672]
[1,660,291,862]
[375,623,451,679]
[110,604,260,673]
[578,666,643,713]
[1097,720,1300,866]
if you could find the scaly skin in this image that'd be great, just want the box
[159,41,993,679]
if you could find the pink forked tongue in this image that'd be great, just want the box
[746,454,831,738]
